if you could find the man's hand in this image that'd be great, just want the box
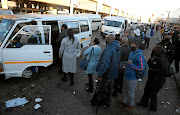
[59,57,62,60]
[97,77,102,81]
[128,60,133,65]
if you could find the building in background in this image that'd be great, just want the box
[0,0,140,20]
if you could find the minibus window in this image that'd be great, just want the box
[66,21,79,34]
[80,21,89,32]
[0,18,15,46]
[7,25,50,48]
[104,20,122,28]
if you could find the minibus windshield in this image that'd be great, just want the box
[104,19,122,27]
[0,18,15,45]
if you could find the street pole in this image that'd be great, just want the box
[1,0,8,9]
[70,0,74,15]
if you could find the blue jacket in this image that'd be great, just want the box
[83,45,101,74]
[124,49,145,80]
[97,40,121,80]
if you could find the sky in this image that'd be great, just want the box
[103,0,180,22]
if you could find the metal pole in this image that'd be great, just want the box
[2,0,8,9]
[70,0,74,15]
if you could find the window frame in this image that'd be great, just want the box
[5,25,51,48]
[79,20,89,33]
[58,21,80,34]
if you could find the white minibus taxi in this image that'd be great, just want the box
[101,16,129,40]
[0,14,92,79]
[76,14,101,31]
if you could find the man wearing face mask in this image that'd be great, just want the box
[157,33,174,64]
[119,37,146,110]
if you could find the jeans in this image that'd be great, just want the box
[122,78,138,106]
[145,38,150,48]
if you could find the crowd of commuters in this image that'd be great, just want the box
[56,23,180,112]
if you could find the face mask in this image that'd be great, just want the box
[165,39,169,42]
[105,40,108,44]
[130,46,137,51]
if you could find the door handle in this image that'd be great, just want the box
[44,51,50,53]
[89,34,92,37]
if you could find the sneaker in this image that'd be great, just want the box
[57,70,63,74]
[112,91,117,97]
[61,77,67,82]
[86,88,93,93]
[116,101,126,108]
[69,81,74,86]
[85,83,90,86]
[125,106,133,111]
[136,102,148,108]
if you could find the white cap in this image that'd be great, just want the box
[134,29,140,36]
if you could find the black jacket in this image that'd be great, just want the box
[120,45,130,61]
[174,39,180,59]
[147,56,169,86]
[157,40,174,63]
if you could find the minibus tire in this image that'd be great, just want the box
[22,67,33,78]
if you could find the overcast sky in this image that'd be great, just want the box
[103,0,180,21]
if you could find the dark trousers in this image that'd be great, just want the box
[175,58,180,73]
[97,79,114,104]
[63,73,74,82]
[88,74,93,90]
[140,77,165,111]
[145,38,150,48]
[113,72,124,94]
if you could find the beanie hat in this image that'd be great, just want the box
[131,37,141,46]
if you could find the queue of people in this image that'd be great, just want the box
[56,23,179,112]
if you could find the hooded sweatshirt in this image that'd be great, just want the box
[124,49,145,80]
[97,40,121,80]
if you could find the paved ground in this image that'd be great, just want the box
[0,30,179,115]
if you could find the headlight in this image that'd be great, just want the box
[102,29,104,32]
[115,32,120,34]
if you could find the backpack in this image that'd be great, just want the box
[132,53,149,79]
[150,29,154,36]
[91,81,108,113]
[119,47,130,73]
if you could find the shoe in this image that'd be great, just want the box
[69,81,74,86]
[112,91,117,97]
[136,102,141,106]
[116,101,126,108]
[118,88,122,94]
[61,77,67,82]
[105,103,111,108]
[125,106,133,111]
[86,88,93,93]
[136,102,148,108]
[57,70,63,74]
[85,83,90,86]
[149,108,157,112]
